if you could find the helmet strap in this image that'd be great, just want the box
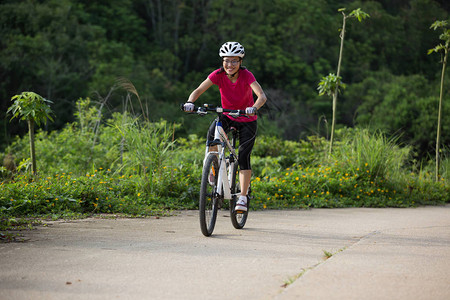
[228,70,239,78]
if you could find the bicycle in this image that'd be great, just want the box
[183,104,251,236]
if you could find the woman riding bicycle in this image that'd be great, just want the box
[183,41,267,212]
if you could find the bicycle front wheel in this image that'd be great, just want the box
[199,153,220,236]
[230,162,249,229]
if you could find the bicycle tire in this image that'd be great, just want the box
[199,153,220,236]
[230,162,249,229]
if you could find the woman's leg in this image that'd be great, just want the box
[239,169,252,196]
[236,120,257,198]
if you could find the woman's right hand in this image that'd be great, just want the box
[183,102,195,112]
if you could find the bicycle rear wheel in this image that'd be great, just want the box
[230,162,250,229]
[199,153,220,236]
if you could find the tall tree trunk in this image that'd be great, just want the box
[436,48,447,181]
[28,119,37,175]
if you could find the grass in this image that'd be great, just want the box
[1,104,449,228]
[281,247,347,288]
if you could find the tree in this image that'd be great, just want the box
[428,20,450,181]
[318,8,369,156]
[7,92,54,175]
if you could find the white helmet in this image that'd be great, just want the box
[219,42,245,58]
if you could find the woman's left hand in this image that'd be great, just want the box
[245,107,257,116]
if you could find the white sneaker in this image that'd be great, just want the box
[235,196,248,212]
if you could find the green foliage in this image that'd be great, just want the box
[1,1,450,218]
[318,7,369,155]
[251,130,448,210]
[7,91,54,175]
[1,115,449,218]
[8,92,54,125]
[351,71,450,156]
[348,8,370,22]
[112,114,179,194]
[1,0,449,155]
[331,128,410,179]
[427,19,450,180]
[428,20,450,53]
[317,73,346,97]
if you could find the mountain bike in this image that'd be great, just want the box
[184,104,251,236]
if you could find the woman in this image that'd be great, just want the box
[183,41,267,212]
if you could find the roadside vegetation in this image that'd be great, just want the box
[1,99,448,226]
[1,1,450,239]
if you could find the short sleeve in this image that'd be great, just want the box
[208,69,221,85]
[245,70,256,85]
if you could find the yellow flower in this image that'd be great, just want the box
[263,204,267,209]
[295,177,299,180]
[138,193,141,197]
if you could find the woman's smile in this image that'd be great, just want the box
[223,58,241,76]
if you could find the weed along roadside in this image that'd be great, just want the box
[1,108,449,220]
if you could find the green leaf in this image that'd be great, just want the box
[430,20,448,30]
[317,73,345,97]
[8,91,54,127]
[349,8,370,22]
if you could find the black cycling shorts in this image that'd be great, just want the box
[207,115,257,171]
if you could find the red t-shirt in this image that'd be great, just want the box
[208,68,257,122]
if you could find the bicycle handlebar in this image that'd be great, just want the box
[180,103,247,117]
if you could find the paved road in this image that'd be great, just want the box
[0,206,449,300]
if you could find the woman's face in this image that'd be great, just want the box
[222,56,241,75]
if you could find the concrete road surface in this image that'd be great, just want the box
[0,206,449,300]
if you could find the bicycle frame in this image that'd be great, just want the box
[209,120,238,200]
[183,103,251,235]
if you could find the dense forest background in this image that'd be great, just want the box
[1,0,449,160]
